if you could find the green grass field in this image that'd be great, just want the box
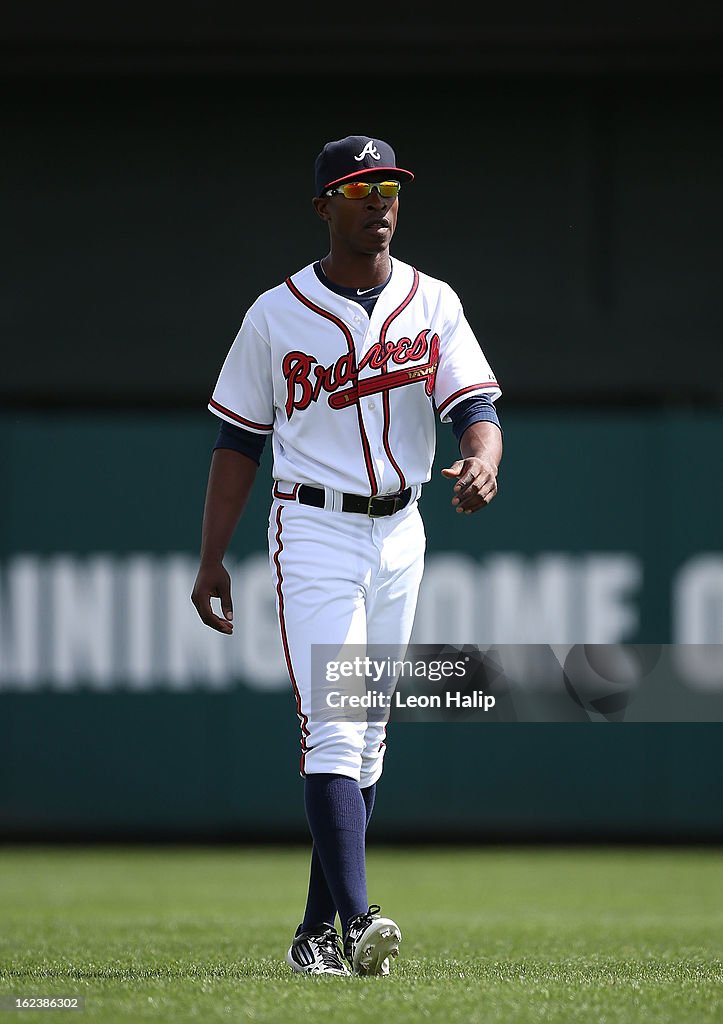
[1,845,721,1023]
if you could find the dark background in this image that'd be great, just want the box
[3,0,723,407]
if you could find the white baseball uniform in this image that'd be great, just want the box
[209,257,501,785]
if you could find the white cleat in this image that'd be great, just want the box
[286,925,351,976]
[343,905,401,976]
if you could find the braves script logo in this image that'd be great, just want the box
[283,330,440,418]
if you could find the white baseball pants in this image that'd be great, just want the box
[268,494,426,788]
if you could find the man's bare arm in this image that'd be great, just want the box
[191,448,259,633]
[441,420,503,514]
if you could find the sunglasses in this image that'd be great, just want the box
[325,180,401,199]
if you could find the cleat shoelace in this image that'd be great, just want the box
[315,927,347,970]
[353,904,381,933]
[345,905,383,962]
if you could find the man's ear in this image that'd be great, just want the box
[312,196,332,222]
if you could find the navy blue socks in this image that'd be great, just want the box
[300,775,377,936]
[361,781,376,824]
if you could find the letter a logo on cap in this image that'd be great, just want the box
[355,141,381,162]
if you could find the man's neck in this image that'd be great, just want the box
[320,253,392,290]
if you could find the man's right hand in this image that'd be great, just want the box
[191,563,234,634]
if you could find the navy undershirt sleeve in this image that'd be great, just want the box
[213,420,268,465]
[449,395,502,444]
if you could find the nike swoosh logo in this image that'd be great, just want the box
[357,287,376,295]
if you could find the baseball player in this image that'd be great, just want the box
[191,135,502,976]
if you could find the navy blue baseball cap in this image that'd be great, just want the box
[315,135,415,195]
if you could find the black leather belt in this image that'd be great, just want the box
[297,485,412,518]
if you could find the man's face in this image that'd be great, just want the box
[313,174,400,256]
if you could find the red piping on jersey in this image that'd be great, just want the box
[272,503,309,776]
[209,398,273,432]
[376,268,420,491]
[437,382,499,417]
[285,276,378,495]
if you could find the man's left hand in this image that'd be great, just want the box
[441,456,498,514]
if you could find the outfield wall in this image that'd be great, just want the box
[1,410,722,840]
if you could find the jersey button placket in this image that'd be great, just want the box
[361,388,386,489]
[352,319,386,489]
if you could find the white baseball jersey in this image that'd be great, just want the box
[209,258,501,496]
